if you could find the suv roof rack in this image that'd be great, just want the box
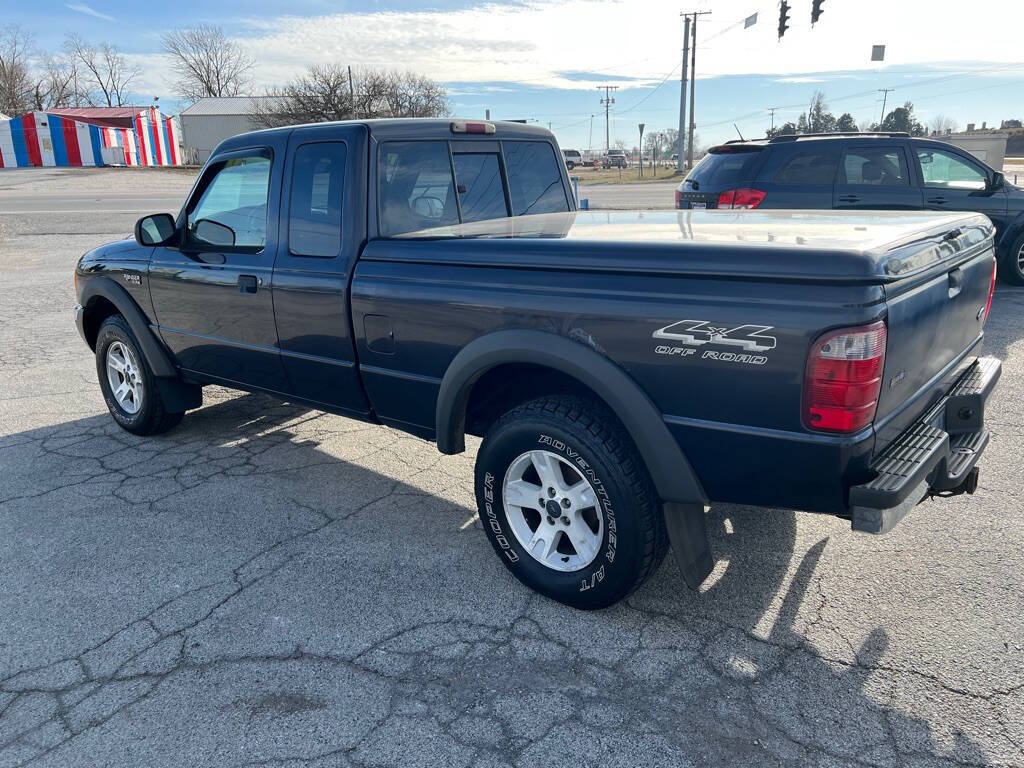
[768,131,911,143]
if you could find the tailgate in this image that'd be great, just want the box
[873,221,996,447]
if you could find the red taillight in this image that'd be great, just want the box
[717,187,766,209]
[450,120,496,135]
[803,321,887,433]
[674,188,682,208]
[983,257,997,325]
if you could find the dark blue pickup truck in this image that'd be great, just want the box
[75,119,1001,609]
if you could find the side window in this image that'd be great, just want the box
[771,149,839,185]
[453,153,508,223]
[289,142,346,258]
[917,148,987,190]
[840,146,909,186]
[379,141,458,236]
[188,151,271,248]
[503,141,569,216]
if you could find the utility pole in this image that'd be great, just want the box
[878,88,894,126]
[684,10,711,169]
[597,86,618,152]
[348,65,355,114]
[677,14,691,173]
[588,114,594,154]
[768,107,777,134]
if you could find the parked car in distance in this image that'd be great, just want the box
[675,131,1024,283]
[562,148,583,170]
[74,119,1001,610]
[602,149,628,169]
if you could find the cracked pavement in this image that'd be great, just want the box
[1,167,1023,767]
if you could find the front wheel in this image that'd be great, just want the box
[999,233,1024,285]
[474,396,668,610]
[95,314,183,436]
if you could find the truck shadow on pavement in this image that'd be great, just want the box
[0,392,992,767]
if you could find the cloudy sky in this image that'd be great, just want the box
[10,0,1024,147]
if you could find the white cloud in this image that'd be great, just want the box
[65,2,115,21]
[212,0,1024,90]
[776,77,826,84]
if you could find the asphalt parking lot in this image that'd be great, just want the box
[1,167,1023,768]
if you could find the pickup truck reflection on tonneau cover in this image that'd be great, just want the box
[73,119,1001,609]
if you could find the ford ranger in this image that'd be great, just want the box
[74,119,1001,609]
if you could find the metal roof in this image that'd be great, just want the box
[180,97,277,116]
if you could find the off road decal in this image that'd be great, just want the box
[653,319,776,366]
[537,435,617,589]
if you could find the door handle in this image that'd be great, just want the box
[927,196,947,204]
[838,194,860,203]
[238,274,259,294]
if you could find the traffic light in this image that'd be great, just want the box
[778,0,791,39]
[811,0,824,25]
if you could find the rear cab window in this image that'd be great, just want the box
[683,147,763,190]
[378,137,569,236]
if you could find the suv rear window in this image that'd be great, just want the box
[684,148,762,189]
[771,149,839,185]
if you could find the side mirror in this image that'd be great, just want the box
[989,171,1005,190]
[193,219,236,247]
[134,213,176,246]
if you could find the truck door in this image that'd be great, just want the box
[148,143,288,392]
[272,124,371,414]
[833,144,923,210]
[913,144,1008,243]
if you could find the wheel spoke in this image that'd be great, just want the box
[114,382,130,403]
[505,478,542,508]
[528,526,560,561]
[565,523,596,563]
[567,479,597,510]
[107,355,125,373]
[530,451,564,492]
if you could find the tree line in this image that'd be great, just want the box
[0,23,449,124]
[766,90,958,139]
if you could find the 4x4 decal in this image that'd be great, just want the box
[653,320,776,366]
[653,320,777,352]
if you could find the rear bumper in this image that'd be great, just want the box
[849,356,1001,534]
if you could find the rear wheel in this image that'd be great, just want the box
[95,314,183,436]
[474,395,668,610]
[999,233,1024,285]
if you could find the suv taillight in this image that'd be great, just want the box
[803,321,887,433]
[717,188,766,209]
[983,257,997,325]
[674,188,682,208]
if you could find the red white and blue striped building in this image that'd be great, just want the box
[0,107,181,169]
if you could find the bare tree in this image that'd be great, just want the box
[162,25,253,103]
[252,63,449,128]
[65,34,139,107]
[928,114,959,135]
[33,52,90,110]
[0,25,34,115]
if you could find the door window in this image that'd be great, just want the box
[289,142,346,258]
[840,147,909,186]
[503,141,570,215]
[188,152,272,249]
[453,153,508,223]
[771,149,839,185]
[379,141,459,236]
[917,148,987,190]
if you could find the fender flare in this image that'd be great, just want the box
[997,212,1024,256]
[79,276,177,378]
[435,329,707,506]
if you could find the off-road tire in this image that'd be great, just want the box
[999,232,1024,286]
[95,314,183,436]
[474,395,668,610]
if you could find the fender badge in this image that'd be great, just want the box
[889,370,906,389]
[124,273,142,286]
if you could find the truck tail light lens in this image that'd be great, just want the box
[674,188,682,208]
[717,188,766,209]
[804,321,887,433]
[450,121,496,135]
[983,257,997,325]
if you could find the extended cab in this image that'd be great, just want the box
[75,119,1001,609]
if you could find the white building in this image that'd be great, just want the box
[179,97,269,164]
